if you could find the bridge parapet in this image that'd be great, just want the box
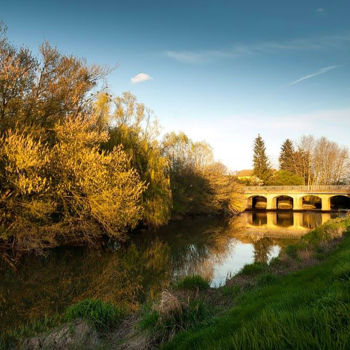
[243,185,350,194]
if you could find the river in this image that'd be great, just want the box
[0,211,347,331]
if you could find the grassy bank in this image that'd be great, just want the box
[2,216,350,349]
[159,216,350,349]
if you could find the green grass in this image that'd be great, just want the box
[174,275,210,291]
[221,285,241,297]
[64,299,124,331]
[162,220,350,350]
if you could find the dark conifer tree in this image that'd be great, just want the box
[279,139,295,173]
[253,134,272,185]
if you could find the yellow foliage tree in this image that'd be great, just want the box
[0,117,146,250]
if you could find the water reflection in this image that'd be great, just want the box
[246,211,342,233]
[0,211,346,331]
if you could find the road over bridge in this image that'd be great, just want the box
[243,185,350,211]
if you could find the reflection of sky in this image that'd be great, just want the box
[210,241,280,287]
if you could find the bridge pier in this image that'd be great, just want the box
[266,196,276,210]
[320,196,331,211]
[293,196,303,210]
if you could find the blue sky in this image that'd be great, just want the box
[2,0,350,170]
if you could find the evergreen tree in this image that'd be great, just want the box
[253,134,272,185]
[279,139,295,173]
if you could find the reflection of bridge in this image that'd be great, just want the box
[243,185,350,211]
[242,212,332,238]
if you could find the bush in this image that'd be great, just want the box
[175,275,210,291]
[239,262,267,276]
[64,299,124,330]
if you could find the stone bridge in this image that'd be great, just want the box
[243,185,350,211]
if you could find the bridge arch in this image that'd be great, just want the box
[273,195,293,210]
[330,195,350,210]
[301,195,322,210]
[247,196,267,210]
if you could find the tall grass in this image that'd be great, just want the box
[175,275,210,290]
[64,298,124,330]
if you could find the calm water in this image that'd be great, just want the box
[0,211,346,331]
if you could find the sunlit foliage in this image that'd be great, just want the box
[0,117,145,249]
[100,92,172,226]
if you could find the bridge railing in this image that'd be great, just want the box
[243,185,350,193]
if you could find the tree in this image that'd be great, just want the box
[253,134,272,185]
[279,139,295,173]
[100,92,172,226]
[0,24,106,136]
[162,132,244,216]
[294,136,349,185]
[269,170,304,186]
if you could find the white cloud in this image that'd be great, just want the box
[131,73,152,84]
[316,8,325,13]
[289,65,339,86]
[165,32,350,63]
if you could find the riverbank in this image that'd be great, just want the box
[1,215,349,349]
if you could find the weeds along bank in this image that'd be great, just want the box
[0,25,244,254]
[2,216,350,349]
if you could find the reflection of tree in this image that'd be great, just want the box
[0,240,172,332]
[253,237,273,264]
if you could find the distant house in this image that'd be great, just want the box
[236,169,254,180]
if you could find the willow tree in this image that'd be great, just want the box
[100,92,172,226]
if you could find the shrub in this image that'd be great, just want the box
[175,275,210,291]
[64,299,124,330]
[239,262,267,276]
